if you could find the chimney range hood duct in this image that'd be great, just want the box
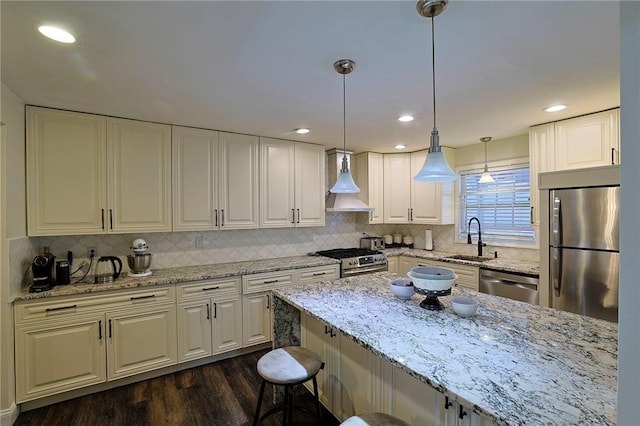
[325,149,373,212]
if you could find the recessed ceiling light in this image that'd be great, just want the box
[38,25,76,44]
[544,104,567,113]
[294,128,310,134]
[394,144,407,150]
[398,115,414,122]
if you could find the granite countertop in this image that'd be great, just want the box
[273,272,617,426]
[384,248,540,276]
[13,255,340,302]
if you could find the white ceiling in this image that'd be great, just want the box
[1,1,620,154]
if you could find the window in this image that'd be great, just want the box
[458,164,535,245]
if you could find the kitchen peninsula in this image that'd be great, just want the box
[272,272,617,426]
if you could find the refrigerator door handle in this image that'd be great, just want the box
[551,248,562,297]
[551,195,562,247]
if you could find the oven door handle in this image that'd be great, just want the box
[342,264,388,277]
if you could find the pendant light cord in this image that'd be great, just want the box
[431,16,437,130]
[343,73,347,160]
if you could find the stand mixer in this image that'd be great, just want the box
[127,238,153,277]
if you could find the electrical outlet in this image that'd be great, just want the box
[87,247,97,258]
[195,236,204,249]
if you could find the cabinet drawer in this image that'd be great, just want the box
[177,277,241,301]
[298,265,340,283]
[15,286,175,325]
[242,270,295,294]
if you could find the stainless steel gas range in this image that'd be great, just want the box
[316,248,388,277]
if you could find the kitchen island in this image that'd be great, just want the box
[272,272,617,426]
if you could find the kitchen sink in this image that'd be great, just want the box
[444,254,492,263]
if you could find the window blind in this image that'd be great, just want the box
[459,167,535,244]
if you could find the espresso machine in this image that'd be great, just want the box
[31,247,55,292]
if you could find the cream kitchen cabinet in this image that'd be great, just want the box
[26,107,172,236]
[242,265,339,347]
[259,137,325,228]
[383,150,455,224]
[354,152,384,224]
[301,313,384,421]
[177,277,242,362]
[387,256,399,274]
[528,122,555,228]
[399,256,479,291]
[172,126,259,231]
[27,106,107,235]
[14,286,177,402]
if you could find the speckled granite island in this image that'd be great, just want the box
[272,271,616,426]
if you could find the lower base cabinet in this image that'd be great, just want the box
[301,313,494,426]
[14,286,177,403]
[242,291,272,347]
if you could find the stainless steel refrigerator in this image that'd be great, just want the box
[550,185,619,322]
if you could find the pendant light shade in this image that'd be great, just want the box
[329,59,360,194]
[413,0,459,183]
[478,137,495,183]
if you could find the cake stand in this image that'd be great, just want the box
[413,286,452,310]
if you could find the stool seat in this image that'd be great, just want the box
[257,346,323,385]
[340,413,411,426]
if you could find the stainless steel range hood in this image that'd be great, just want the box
[325,149,373,212]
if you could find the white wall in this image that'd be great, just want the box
[1,83,25,423]
[618,1,640,423]
[454,134,529,167]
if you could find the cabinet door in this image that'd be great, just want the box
[107,118,172,233]
[389,362,455,426]
[383,154,411,223]
[555,110,619,171]
[529,123,555,228]
[26,107,107,236]
[354,152,385,224]
[295,142,326,227]
[339,334,381,421]
[398,256,418,276]
[106,304,177,380]
[219,132,260,229]
[212,297,243,354]
[302,314,340,413]
[172,126,218,231]
[387,256,399,274]
[177,301,212,363]
[260,138,295,228]
[242,292,271,347]
[15,315,106,402]
[410,150,454,225]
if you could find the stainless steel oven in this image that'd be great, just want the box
[316,248,388,277]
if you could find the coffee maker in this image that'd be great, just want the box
[31,247,55,292]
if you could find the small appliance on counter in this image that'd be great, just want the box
[127,238,153,277]
[30,247,55,292]
[55,259,71,285]
[94,256,123,284]
[360,236,385,250]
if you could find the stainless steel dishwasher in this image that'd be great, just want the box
[479,268,539,304]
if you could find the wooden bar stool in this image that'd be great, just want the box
[252,346,324,426]
[340,413,411,426]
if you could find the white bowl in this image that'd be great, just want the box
[450,296,479,317]
[410,266,455,280]
[408,271,457,291]
[389,279,415,299]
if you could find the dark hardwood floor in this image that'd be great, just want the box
[15,349,339,426]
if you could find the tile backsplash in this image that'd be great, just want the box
[11,213,538,291]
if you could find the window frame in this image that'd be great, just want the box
[454,157,537,249]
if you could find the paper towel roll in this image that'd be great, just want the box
[425,230,433,251]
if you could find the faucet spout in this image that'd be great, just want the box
[467,217,486,257]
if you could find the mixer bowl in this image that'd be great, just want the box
[127,253,152,273]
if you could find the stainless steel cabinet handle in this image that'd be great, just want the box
[530,206,534,224]
[312,272,327,276]
[265,295,270,309]
[130,294,155,301]
[291,209,295,224]
[611,147,615,165]
[109,319,112,338]
[101,209,105,229]
[214,302,217,318]
[98,320,102,340]
[109,209,113,229]
[214,209,218,227]
[263,279,279,284]
[203,286,220,291]
[297,209,300,223]
[206,303,210,320]
[221,209,225,226]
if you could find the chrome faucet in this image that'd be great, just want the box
[467,217,486,257]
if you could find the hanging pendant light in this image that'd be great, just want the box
[330,59,361,193]
[478,137,495,183]
[413,0,458,183]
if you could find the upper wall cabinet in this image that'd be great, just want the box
[173,126,259,231]
[354,152,384,225]
[529,108,620,229]
[382,149,455,225]
[27,107,172,236]
[259,138,325,228]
